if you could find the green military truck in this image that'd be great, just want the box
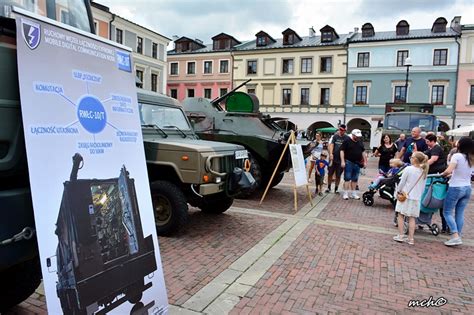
[138,89,253,236]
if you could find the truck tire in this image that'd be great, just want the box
[0,257,42,312]
[150,181,188,236]
[199,195,234,214]
[269,172,285,188]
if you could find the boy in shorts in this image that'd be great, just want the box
[315,153,329,196]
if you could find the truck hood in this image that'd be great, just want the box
[144,138,244,152]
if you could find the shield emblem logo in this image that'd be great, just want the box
[21,19,41,50]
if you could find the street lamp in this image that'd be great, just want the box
[404,57,412,102]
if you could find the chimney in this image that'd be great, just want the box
[309,27,316,37]
[172,35,179,50]
[354,27,359,33]
[450,16,461,33]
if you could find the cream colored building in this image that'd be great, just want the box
[233,26,354,132]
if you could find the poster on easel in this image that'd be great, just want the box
[289,144,308,187]
[14,7,167,314]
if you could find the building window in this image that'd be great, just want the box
[151,73,158,92]
[152,43,158,59]
[220,88,228,97]
[320,57,332,73]
[257,36,266,46]
[220,60,229,73]
[321,31,333,42]
[203,61,212,74]
[93,20,98,34]
[320,88,330,105]
[357,52,370,67]
[397,50,409,67]
[170,62,178,75]
[431,85,444,105]
[470,85,474,105]
[301,58,312,73]
[355,86,367,105]
[204,88,212,99]
[247,60,257,74]
[170,89,178,99]
[137,36,143,54]
[248,88,256,94]
[188,89,195,97]
[394,86,407,102]
[282,59,293,74]
[300,88,310,105]
[136,69,143,88]
[60,10,70,24]
[187,62,195,75]
[116,28,123,44]
[282,89,292,105]
[433,49,447,66]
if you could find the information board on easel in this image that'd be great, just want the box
[260,131,313,211]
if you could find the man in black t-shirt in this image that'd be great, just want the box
[398,127,428,163]
[340,129,367,200]
[326,124,350,193]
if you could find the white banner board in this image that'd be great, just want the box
[289,144,308,187]
[14,9,168,314]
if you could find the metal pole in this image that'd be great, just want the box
[404,65,410,102]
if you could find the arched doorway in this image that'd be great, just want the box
[347,118,371,149]
[438,121,450,133]
[307,121,334,140]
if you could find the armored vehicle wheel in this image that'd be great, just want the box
[0,257,41,312]
[199,194,234,214]
[269,172,285,188]
[151,181,188,236]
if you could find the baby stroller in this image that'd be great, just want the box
[362,165,408,208]
[415,174,449,236]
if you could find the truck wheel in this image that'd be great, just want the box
[0,256,42,312]
[199,195,234,214]
[150,181,188,236]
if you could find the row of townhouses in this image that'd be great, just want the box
[89,2,473,144]
[167,17,474,145]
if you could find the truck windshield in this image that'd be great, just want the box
[385,113,436,132]
[140,104,192,131]
[2,0,91,32]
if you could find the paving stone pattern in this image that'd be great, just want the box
[230,223,474,314]
[159,208,284,305]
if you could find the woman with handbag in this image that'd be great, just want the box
[440,137,474,246]
[393,152,429,245]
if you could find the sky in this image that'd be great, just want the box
[94,0,474,45]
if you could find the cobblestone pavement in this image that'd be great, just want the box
[7,157,474,314]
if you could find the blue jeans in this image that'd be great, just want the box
[344,160,360,182]
[443,186,472,235]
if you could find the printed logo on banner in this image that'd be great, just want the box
[21,18,41,50]
[116,50,132,72]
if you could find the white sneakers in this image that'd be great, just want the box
[342,191,360,200]
[444,237,462,246]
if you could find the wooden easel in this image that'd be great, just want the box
[259,130,313,212]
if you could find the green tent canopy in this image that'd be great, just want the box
[315,127,337,133]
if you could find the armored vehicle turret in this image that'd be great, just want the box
[182,81,296,196]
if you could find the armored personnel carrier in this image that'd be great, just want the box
[182,81,295,196]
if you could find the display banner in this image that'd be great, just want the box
[289,144,308,187]
[14,8,168,314]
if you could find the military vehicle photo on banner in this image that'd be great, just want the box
[13,6,168,314]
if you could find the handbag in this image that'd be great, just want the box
[396,172,423,203]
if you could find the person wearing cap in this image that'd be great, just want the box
[326,124,350,194]
[340,129,367,200]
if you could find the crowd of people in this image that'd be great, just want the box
[306,125,474,247]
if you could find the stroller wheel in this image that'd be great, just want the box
[362,192,374,206]
[431,223,440,236]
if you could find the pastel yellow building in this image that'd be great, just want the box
[232,26,354,133]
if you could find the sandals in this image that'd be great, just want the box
[393,235,414,245]
[405,238,414,245]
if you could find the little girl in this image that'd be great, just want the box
[393,151,428,245]
[368,158,405,190]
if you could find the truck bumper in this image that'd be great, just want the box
[199,182,224,195]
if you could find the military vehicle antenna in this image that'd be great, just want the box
[211,79,252,110]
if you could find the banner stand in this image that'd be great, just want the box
[259,131,313,212]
